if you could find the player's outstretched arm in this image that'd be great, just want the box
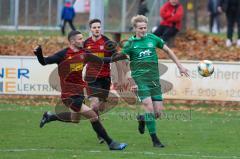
[89,53,128,63]
[114,56,134,92]
[111,53,128,62]
[33,45,64,65]
[91,53,128,63]
[33,45,47,65]
[162,44,189,77]
[85,52,104,64]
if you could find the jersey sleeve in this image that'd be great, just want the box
[36,49,66,65]
[121,40,132,56]
[84,52,103,64]
[151,34,165,49]
[44,49,66,65]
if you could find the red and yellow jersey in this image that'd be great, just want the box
[43,47,103,99]
[84,35,115,78]
[57,48,86,98]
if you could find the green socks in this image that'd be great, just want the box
[144,113,156,134]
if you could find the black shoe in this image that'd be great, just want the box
[137,115,145,134]
[109,141,127,150]
[97,135,105,144]
[151,134,165,148]
[153,141,165,148]
[39,112,50,128]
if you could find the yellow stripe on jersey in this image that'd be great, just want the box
[94,52,104,58]
[70,63,83,72]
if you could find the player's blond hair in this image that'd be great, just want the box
[131,15,148,28]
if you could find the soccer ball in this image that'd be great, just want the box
[197,60,214,77]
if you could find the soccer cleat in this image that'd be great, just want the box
[109,141,127,150]
[97,135,105,144]
[152,136,165,148]
[39,112,50,128]
[151,134,165,148]
[137,115,145,134]
[153,141,165,148]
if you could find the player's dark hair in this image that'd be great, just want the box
[67,30,81,41]
[89,19,101,28]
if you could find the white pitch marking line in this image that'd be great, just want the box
[0,148,239,159]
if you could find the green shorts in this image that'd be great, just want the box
[135,79,163,102]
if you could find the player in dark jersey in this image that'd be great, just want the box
[33,30,127,150]
[84,19,118,144]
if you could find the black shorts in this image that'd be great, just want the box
[87,77,111,102]
[62,95,85,112]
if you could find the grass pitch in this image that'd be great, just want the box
[0,103,239,159]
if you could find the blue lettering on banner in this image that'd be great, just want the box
[0,68,4,78]
[0,68,29,79]
[17,83,55,92]
[18,68,29,79]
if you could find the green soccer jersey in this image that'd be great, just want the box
[122,33,165,81]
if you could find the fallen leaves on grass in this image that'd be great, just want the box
[157,30,240,61]
[0,30,240,61]
[0,35,68,56]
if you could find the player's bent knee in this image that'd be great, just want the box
[143,106,154,112]
[89,97,99,103]
[81,107,99,120]
[92,104,100,112]
[89,116,99,122]
[142,101,154,112]
[63,95,84,113]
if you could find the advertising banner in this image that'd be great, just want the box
[0,56,59,95]
[1,56,240,101]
